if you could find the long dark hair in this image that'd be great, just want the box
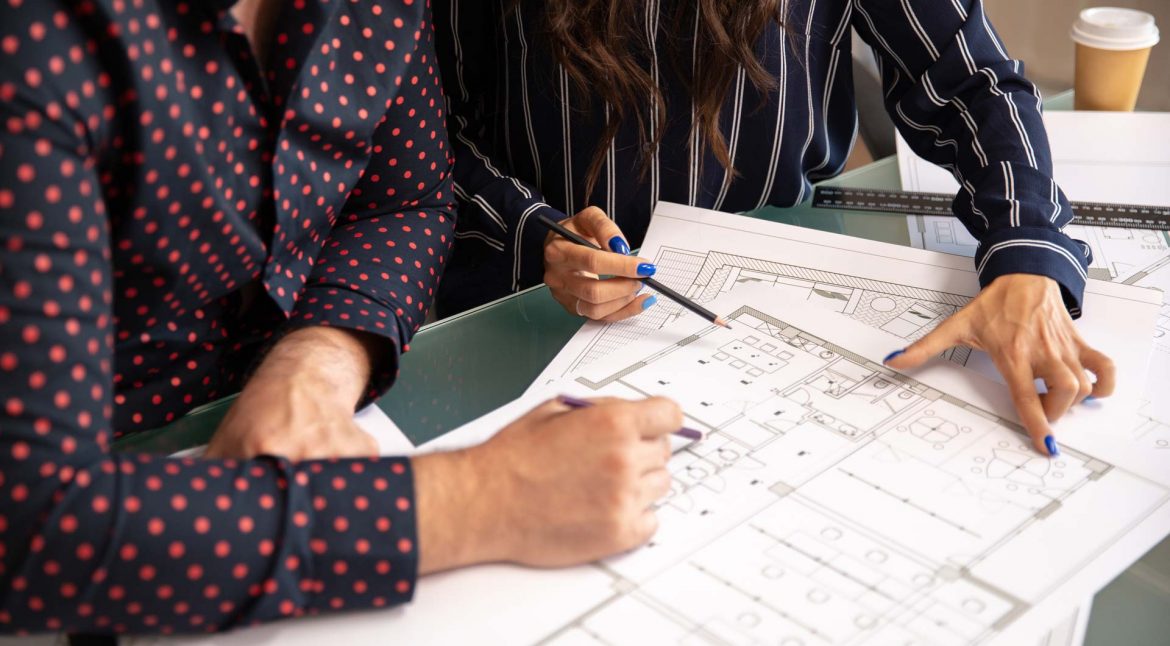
[523,0,789,199]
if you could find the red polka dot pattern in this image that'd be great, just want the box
[0,0,452,635]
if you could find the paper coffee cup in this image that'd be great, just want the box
[1071,7,1160,111]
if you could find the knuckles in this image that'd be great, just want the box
[600,447,637,479]
[582,281,606,304]
[582,253,606,276]
[591,406,640,441]
[1047,374,1080,393]
[1094,355,1117,376]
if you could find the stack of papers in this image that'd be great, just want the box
[898,110,1170,430]
[142,201,1169,646]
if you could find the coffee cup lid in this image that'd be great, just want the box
[1071,7,1159,50]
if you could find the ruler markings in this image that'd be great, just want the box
[812,187,1170,231]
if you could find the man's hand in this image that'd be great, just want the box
[206,326,382,460]
[885,274,1115,456]
[544,207,657,322]
[412,397,681,574]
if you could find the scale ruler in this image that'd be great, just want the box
[812,186,1170,231]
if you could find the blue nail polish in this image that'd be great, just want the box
[642,295,658,310]
[883,349,906,364]
[637,263,657,277]
[1083,395,1096,402]
[1044,435,1060,457]
[608,236,631,255]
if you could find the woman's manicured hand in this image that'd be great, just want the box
[544,206,658,322]
[885,274,1115,456]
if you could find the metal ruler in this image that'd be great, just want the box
[812,186,1170,231]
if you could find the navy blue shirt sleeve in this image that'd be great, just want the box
[281,7,458,402]
[855,0,1091,316]
[433,0,567,301]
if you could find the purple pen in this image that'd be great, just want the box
[559,395,704,441]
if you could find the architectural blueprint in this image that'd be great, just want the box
[909,214,1170,432]
[906,218,1170,284]
[540,294,1170,646]
[534,203,1166,485]
[132,292,1170,646]
[898,108,1170,431]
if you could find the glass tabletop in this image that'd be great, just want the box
[379,155,915,445]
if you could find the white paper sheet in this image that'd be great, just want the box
[900,109,1170,429]
[1037,598,1092,646]
[907,216,1170,430]
[133,289,1170,646]
[900,120,1170,433]
[533,202,1167,485]
[547,289,1170,646]
[897,111,1170,207]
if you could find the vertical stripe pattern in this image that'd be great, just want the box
[436,0,1094,320]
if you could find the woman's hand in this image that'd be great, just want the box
[544,206,658,322]
[885,274,1115,456]
[412,396,681,574]
[206,326,381,460]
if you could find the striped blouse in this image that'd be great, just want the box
[431,0,1091,318]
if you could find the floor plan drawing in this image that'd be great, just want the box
[534,297,1170,646]
[135,289,1170,646]
[563,247,974,377]
[909,217,1170,433]
[536,203,1165,486]
[906,216,1170,284]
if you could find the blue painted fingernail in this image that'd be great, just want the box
[1044,435,1060,457]
[883,349,906,364]
[637,263,657,277]
[608,237,631,255]
[642,295,658,311]
[1084,395,1096,402]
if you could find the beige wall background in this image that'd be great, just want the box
[984,0,1169,110]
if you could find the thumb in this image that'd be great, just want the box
[884,314,969,370]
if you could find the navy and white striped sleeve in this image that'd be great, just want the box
[432,0,568,294]
[854,0,1091,316]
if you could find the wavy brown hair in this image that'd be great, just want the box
[519,0,791,200]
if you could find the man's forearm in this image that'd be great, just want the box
[255,326,386,410]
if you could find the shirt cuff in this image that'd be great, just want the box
[282,285,405,405]
[974,226,1091,319]
[277,456,419,618]
[516,203,570,291]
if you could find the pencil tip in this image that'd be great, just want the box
[716,317,732,329]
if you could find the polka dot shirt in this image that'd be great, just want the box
[0,0,454,635]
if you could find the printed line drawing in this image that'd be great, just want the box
[536,304,1168,646]
[565,247,973,376]
[909,217,1170,444]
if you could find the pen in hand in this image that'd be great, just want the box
[536,214,732,329]
[559,395,703,441]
